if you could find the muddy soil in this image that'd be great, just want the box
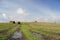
[6,25,26,40]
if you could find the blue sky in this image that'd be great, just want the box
[0,0,60,22]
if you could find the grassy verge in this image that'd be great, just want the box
[21,23,43,40]
[26,22,60,40]
[0,23,19,40]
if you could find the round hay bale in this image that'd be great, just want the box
[18,22,21,24]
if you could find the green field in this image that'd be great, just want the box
[0,23,19,40]
[0,22,60,40]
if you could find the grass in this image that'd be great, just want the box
[21,23,43,40]
[0,22,60,40]
[26,22,60,40]
[0,23,18,40]
[0,23,43,40]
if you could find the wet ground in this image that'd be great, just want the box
[7,30,26,40]
[6,25,57,40]
[32,32,43,38]
[6,25,26,40]
[11,31,22,40]
[32,32,50,40]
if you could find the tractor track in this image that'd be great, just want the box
[5,25,26,40]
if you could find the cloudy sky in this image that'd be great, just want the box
[0,0,60,22]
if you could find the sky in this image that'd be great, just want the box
[0,0,60,22]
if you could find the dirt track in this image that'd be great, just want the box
[6,25,26,40]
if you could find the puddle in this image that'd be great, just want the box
[32,32,43,38]
[11,31,23,39]
[7,26,24,40]
[32,32,51,40]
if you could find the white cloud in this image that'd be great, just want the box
[16,8,25,14]
[0,0,60,22]
[2,13,7,18]
[34,5,60,22]
[16,8,29,16]
[9,8,29,22]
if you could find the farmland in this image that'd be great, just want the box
[25,22,60,40]
[0,22,60,40]
[0,23,18,40]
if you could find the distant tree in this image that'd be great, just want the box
[10,21,13,23]
[35,21,37,22]
[13,21,15,24]
[10,21,15,24]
